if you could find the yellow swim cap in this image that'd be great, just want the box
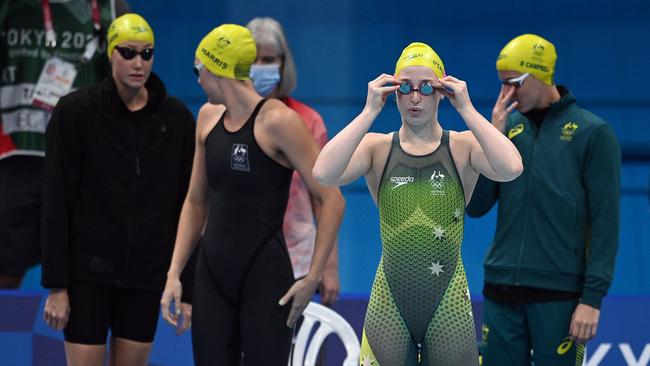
[496,34,557,86]
[195,24,256,80]
[394,42,445,79]
[107,13,155,59]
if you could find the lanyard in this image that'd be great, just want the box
[89,0,101,33]
[41,0,56,47]
[41,0,101,49]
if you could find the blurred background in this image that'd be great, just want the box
[5,0,649,365]
[20,0,650,301]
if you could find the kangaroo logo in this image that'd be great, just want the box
[216,36,231,50]
[231,143,250,172]
[561,122,579,141]
[430,170,446,195]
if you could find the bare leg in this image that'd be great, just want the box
[64,341,106,366]
[109,336,153,366]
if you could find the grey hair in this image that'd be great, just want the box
[246,17,297,98]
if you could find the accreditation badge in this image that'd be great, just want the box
[32,57,78,111]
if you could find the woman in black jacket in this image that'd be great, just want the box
[41,13,195,366]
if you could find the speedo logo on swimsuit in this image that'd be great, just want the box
[390,176,414,189]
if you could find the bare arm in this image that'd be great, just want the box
[439,76,523,182]
[465,85,520,214]
[267,107,345,326]
[313,74,400,186]
[466,112,522,182]
[310,111,341,305]
[161,104,224,329]
[310,195,340,305]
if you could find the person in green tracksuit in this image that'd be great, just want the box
[467,34,621,366]
[313,42,523,365]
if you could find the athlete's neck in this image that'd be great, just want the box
[116,83,148,112]
[399,121,443,155]
[222,82,264,129]
[534,85,561,109]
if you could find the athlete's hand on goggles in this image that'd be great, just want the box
[365,74,400,113]
[437,76,473,110]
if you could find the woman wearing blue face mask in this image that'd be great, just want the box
[246,18,294,99]
[250,63,281,96]
[246,17,343,308]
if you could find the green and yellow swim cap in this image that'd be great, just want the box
[107,13,154,59]
[395,42,445,79]
[496,34,557,86]
[195,24,256,80]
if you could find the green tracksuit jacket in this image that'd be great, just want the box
[467,87,621,308]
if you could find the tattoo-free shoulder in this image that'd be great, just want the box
[258,99,303,134]
[448,130,477,149]
[197,103,226,142]
[364,131,392,148]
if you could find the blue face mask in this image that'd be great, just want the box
[250,64,281,97]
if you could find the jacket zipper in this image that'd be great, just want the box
[135,155,141,175]
[515,124,539,285]
[122,117,140,285]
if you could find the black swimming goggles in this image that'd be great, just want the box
[115,46,154,61]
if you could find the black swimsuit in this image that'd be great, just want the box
[192,100,295,365]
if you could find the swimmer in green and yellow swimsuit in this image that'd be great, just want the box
[313,42,523,365]
[361,129,476,364]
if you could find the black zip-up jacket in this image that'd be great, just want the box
[41,73,195,295]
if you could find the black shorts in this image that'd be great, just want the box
[64,281,161,345]
[0,156,43,277]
